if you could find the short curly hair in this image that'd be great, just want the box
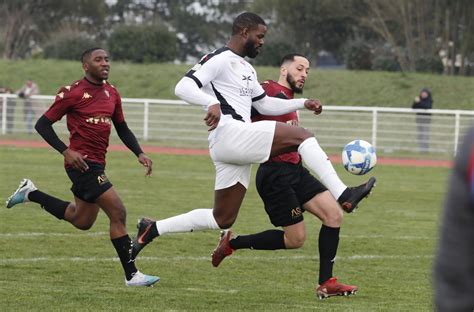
[232,12,266,35]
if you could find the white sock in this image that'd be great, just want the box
[155,208,220,235]
[298,137,347,199]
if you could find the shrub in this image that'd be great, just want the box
[108,25,177,63]
[415,56,443,74]
[252,41,295,66]
[344,39,372,70]
[372,55,401,72]
[43,34,97,61]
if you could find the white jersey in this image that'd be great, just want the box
[185,47,266,124]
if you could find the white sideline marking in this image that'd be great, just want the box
[339,234,432,240]
[0,232,108,237]
[185,287,238,294]
[0,232,432,240]
[0,254,433,265]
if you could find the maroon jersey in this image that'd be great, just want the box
[252,80,301,164]
[44,78,125,167]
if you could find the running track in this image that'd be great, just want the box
[0,139,452,168]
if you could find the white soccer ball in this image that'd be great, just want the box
[342,140,377,175]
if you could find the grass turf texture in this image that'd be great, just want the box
[0,147,448,311]
[1,59,473,109]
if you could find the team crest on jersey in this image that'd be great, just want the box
[82,92,92,99]
[242,75,252,84]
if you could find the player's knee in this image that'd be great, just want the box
[285,232,306,249]
[301,127,314,140]
[214,216,235,229]
[109,207,127,225]
[75,220,94,231]
[324,208,343,227]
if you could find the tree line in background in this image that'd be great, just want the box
[1,0,473,75]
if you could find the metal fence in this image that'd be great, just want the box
[1,93,473,156]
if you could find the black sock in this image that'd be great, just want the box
[318,225,340,284]
[111,235,138,281]
[337,188,350,205]
[149,223,159,239]
[229,230,286,250]
[28,190,69,220]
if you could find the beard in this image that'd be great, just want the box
[287,74,303,94]
[244,40,260,58]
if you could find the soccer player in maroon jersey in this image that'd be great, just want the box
[5,48,159,287]
[212,54,358,299]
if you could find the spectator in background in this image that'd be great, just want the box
[434,125,474,311]
[412,88,433,152]
[16,79,39,134]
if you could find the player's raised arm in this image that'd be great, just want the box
[175,49,229,130]
[252,96,322,116]
[175,76,219,107]
[252,94,305,115]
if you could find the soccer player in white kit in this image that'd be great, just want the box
[131,12,376,262]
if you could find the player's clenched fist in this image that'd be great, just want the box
[304,99,322,115]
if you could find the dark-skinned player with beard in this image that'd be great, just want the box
[211,54,358,299]
[131,13,375,283]
[5,48,159,287]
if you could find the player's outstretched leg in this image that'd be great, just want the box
[132,209,221,260]
[316,277,358,299]
[131,217,159,260]
[125,271,160,287]
[5,178,37,208]
[338,177,376,213]
[295,136,376,211]
[211,230,234,267]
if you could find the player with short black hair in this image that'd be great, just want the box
[80,47,104,63]
[5,48,159,287]
[212,53,358,299]
[131,13,375,275]
[231,11,266,35]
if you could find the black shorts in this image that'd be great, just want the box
[256,161,327,227]
[66,161,113,203]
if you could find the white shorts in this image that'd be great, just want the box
[209,119,276,190]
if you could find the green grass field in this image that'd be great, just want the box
[0,146,449,311]
[1,59,473,109]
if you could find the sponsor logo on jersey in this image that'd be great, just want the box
[239,75,254,96]
[85,116,112,125]
[239,87,253,97]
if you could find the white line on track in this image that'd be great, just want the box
[0,254,433,265]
